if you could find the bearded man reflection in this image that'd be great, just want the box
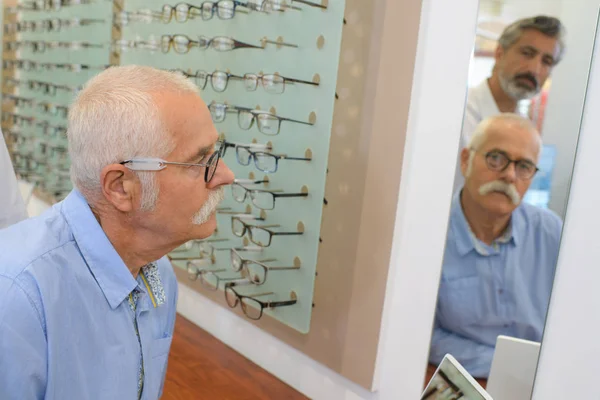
[429,114,563,378]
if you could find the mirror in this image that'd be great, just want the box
[425,0,598,395]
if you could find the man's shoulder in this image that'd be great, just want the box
[0,203,74,280]
[516,203,563,238]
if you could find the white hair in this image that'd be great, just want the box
[68,65,200,210]
[465,113,542,176]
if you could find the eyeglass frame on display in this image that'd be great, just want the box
[230,216,303,247]
[230,182,308,210]
[209,102,313,135]
[234,145,311,173]
[230,248,300,285]
[224,283,297,320]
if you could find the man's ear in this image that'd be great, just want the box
[100,164,138,212]
[494,44,504,64]
[460,148,471,178]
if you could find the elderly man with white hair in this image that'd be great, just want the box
[0,65,234,399]
[429,113,563,378]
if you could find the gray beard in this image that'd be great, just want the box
[191,187,225,225]
[498,74,538,101]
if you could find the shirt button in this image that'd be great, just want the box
[498,289,504,295]
[504,324,509,328]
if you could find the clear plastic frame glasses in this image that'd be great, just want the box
[171,238,229,255]
[160,34,262,54]
[243,73,319,94]
[209,102,314,135]
[230,248,300,285]
[186,267,247,290]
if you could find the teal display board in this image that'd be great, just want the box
[2,2,113,199]
[120,1,345,333]
[1,0,345,333]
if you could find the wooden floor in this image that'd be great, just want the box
[162,314,309,400]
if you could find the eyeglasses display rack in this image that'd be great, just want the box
[1,0,114,201]
[2,0,345,333]
[117,0,344,333]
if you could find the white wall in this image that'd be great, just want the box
[542,1,598,216]
[532,7,600,398]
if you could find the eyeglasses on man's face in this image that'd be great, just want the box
[120,141,225,183]
[476,149,539,180]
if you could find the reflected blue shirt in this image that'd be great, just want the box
[0,190,178,400]
[429,191,562,378]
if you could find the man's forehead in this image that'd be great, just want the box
[514,30,560,56]
[481,124,539,157]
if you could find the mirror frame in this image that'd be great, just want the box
[375,1,600,399]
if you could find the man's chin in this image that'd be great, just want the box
[190,215,218,239]
[484,193,518,214]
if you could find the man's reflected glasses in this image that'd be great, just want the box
[477,149,539,180]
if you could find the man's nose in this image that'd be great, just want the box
[527,57,544,77]
[208,160,235,189]
[499,162,517,183]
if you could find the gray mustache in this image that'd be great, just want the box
[478,181,521,205]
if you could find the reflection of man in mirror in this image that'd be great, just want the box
[454,16,565,192]
[430,114,563,378]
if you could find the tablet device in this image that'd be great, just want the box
[422,354,493,400]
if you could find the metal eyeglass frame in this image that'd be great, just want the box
[120,142,224,183]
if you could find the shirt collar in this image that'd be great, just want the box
[139,262,166,308]
[477,79,501,117]
[450,190,519,256]
[61,189,138,310]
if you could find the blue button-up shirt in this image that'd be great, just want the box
[0,190,178,400]
[429,191,563,378]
